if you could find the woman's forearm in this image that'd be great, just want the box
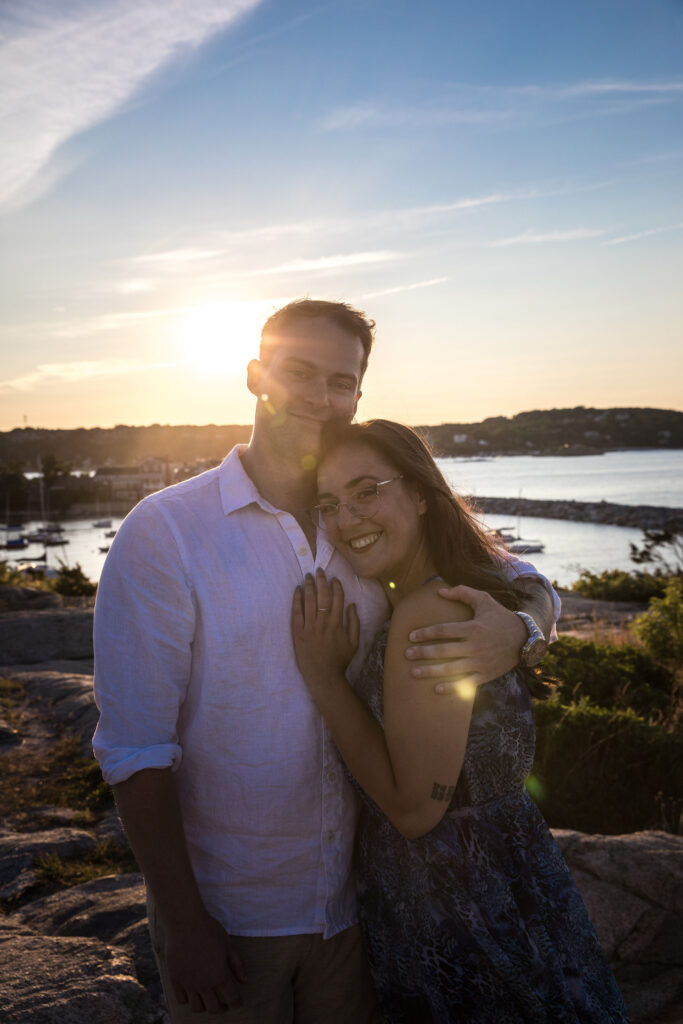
[307,675,434,836]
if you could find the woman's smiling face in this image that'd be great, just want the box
[316,441,430,588]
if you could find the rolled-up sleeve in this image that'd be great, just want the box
[93,499,196,785]
[500,551,561,641]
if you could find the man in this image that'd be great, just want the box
[93,299,558,1022]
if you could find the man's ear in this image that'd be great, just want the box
[247,358,262,397]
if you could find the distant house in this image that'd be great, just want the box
[94,458,169,503]
[452,433,469,444]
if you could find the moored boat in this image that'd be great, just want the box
[505,538,545,554]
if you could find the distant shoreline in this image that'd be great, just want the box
[472,496,682,530]
[4,496,681,532]
[2,406,681,467]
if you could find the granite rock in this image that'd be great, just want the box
[0,916,162,1024]
[555,829,683,1023]
[1,667,98,752]
[0,608,94,665]
[0,825,97,900]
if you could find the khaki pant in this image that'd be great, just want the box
[147,894,380,1024]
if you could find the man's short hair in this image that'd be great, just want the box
[260,299,375,381]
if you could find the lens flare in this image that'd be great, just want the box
[258,393,278,416]
[525,774,546,802]
[455,679,477,700]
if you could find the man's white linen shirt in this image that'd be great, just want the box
[93,445,389,939]
[93,445,560,941]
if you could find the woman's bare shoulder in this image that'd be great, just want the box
[389,580,472,641]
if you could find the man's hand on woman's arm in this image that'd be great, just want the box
[405,579,556,692]
[113,768,246,1014]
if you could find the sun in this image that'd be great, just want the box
[176,300,271,375]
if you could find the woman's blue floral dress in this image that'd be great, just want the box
[350,623,630,1023]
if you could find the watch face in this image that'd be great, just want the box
[523,637,548,668]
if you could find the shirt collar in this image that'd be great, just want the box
[217,445,337,561]
[218,445,277,516]
[219,444,319,523]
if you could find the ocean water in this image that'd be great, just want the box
[6,450,682,589]
[439,449,683,508]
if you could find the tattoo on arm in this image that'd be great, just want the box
[430,782,456,802]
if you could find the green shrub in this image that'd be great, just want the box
[538,636,674,718]
[532,698,683,834]
[571,568,668,603]
[51,563,97,597]
[0,559,24,586]
[631,578,683,674]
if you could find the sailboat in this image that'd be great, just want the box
[502,491,545,555]
[24,480,69,545]
[2,497,28,549]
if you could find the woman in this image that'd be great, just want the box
[292,419,629,1024]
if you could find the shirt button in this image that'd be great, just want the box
[326,771,337,783]
[326,831,336,843]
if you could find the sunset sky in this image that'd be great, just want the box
[1,0,682,431]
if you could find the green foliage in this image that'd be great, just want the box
[632,578,683,674]
[51,562,97,596]
[39,452,72,487]
[4,841,139,909]
[0,733,113,821]
[0,460,28,509]
[0,559,24,586]
[538,635,675,717]
[571,568,668,602]
[424,406,683,454]
[0,676,24,711]
[1,559,97,596]
[532,698,683,834]
[630,522,683,575]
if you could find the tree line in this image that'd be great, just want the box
[0,407,681,469]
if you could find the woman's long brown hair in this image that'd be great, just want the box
[320,419,522,610]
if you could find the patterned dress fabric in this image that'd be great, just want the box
[350,623,630,1023]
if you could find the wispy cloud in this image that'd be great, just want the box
[130,247,228,268]
[120,180,612,271]
[0,358,174,393]
[116,279,157,295]
[548,80,683,98]
[0,0,262,209]
[47,304,189,340]
[320,103,504,131]
[253,251,402,274]
[320,79,683,133]
[361,277,448,299]
[604,222,683,246]
[489,228,607,248]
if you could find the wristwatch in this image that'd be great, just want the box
[515,611,548,668]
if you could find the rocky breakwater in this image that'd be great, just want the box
[1,593,682,1022]
[474,496,682,530]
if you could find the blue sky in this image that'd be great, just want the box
[1,0,681,430]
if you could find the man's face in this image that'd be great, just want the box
[248,316,364,463]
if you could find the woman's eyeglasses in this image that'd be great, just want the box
[312,477,404,530]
